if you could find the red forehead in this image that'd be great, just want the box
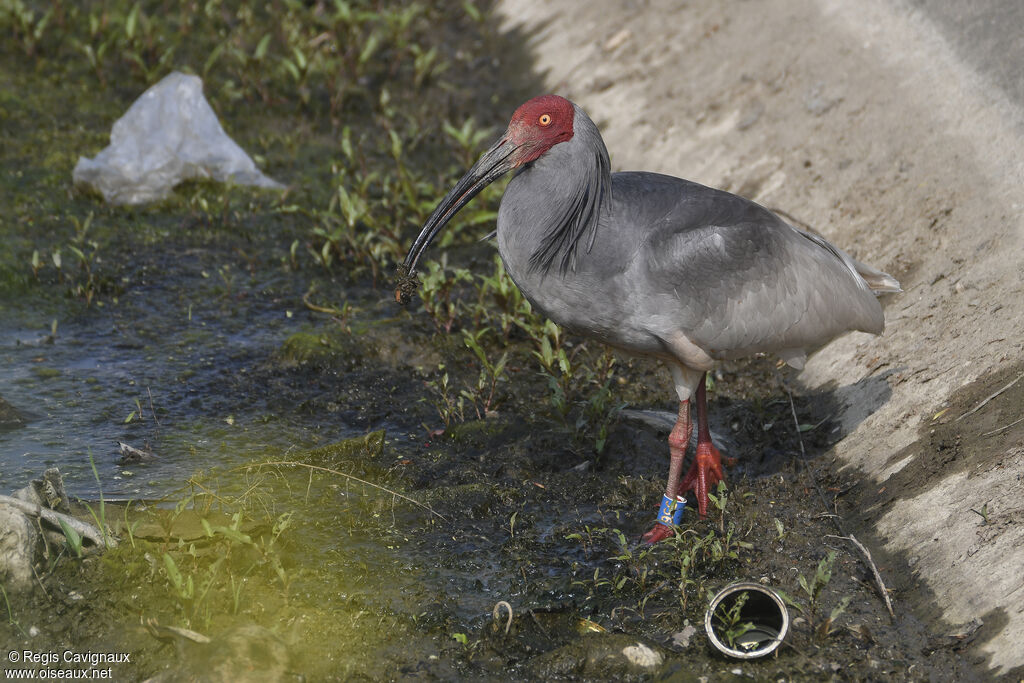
[510,95,575,130]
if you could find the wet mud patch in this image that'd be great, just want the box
[865,360,1024,504]
[3,345,983,679]
[268,350,981,679]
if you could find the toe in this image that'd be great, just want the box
[642,523,675,544]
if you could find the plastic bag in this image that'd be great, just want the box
[73,71,284,205]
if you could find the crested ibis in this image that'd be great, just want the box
[397,95,900,543]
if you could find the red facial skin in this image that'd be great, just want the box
[506,95,576,165]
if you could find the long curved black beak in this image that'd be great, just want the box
[395,136,519,304]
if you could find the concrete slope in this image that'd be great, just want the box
[495,0,1024,674]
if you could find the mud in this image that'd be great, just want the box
[2,322,985,680]
[866,362,1024,505]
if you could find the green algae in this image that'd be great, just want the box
[304,429,386,464]
[29,366,61,380]
[276,331,342,367]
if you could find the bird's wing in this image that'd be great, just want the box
[617,173,885,359]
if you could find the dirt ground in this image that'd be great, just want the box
[492,0,1024,676]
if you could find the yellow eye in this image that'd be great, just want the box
[539,113,552,126]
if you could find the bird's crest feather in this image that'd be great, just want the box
[528,119,611,274]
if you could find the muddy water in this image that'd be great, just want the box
[0,255,366,498]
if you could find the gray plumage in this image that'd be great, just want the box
[496,103,898,389]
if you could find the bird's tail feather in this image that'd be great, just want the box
[853,259,902,294]
[793,227,901,294]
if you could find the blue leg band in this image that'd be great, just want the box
[656,494,687,526]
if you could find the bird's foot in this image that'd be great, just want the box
[641,493,687,544]
[641,522,674,544]
[679,441,726,518]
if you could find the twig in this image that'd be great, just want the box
[784,384,894,620]
[492,601,513,634]
[0,494,114,548]
[826,534,895,619]
[784,386,845,536]
[785,387,807,460]
[239,461,447,521]
[528,610,551,639]
[302,285,345,315]
[981,415,1024,437]
[784,380,897,625]
[147,386,161,427]
[780,638,828,671]
[143,616,211,645]
[1,585,28,638]
[956,371,1024,422]
[30,562,51,600]
[640,579,671,606]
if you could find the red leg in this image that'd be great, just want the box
[678,373,727,518]
[641,398,691,544]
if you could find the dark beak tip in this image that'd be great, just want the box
[394,267,419,307]
[395,137,513,308]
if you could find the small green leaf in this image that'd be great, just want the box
[358,31,381,65]
[125,3,140,40]
[389,130,403,160]
[254,33,271,60]
[462,1,482,22]
[281,58,299,81]
[210,525,252,545]
[163,553,183,591]
[341,127,353,161]
[59,519,83,558]
[292,46,307,70]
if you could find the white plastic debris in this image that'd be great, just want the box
[621,642,663,668]
[73,71,283,205]
[670,623,698,648]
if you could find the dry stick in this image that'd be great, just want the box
[492,601,513,634]
[779,639,829,672]
[147,386,161,427]
[784,387,896,620]
[639,579,672,615]
[982,415,1024,437]
[302,286,345,315]
[241,461,447,521]
[0,494,113,548]
[955,371,1024,422]
[826,534,895,618]
[30,560,52,599]
[784,387,842,535]
[528,610,551,639]
[143,616,211,645]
